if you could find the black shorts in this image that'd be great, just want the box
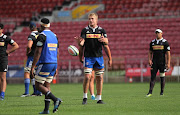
[151,63,166,79]
[151,63,166,73]
[0,60,8,72]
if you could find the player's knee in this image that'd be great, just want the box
[160,72,165,77]
[84,74,91,81]
[1,75,6,81]
[24,67,31,73]
[96,75,103,81]
[91,73,95,79]
[95,70,104,76]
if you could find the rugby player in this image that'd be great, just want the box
[0,23,19,100]
[30,18,61,114]
[75,40,96,100]
[75,13,112,104]
[21,22,42,97]
[146,29,171,97]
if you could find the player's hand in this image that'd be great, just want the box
[30,67,35,79]
[79,58,84,63]
[166,63,170,70]
[149,60,153,66]
[74,36,85,46]
[108,59,112,67]
[6,51,10,56]
[54,69,58,77]
[98,35,108,44]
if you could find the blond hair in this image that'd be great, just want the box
[88,13,98,19]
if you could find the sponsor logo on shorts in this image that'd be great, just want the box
[86,62,89,65]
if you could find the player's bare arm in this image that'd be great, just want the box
[30,47,42,78]
[54,48,59,77]
[103,45,112,67]
[26,40,33,56]
[6,42,19,55]
[166,51,171,70]
[148,50,153,66]
[78,46,84,63]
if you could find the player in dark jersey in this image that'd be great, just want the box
[30,18,61,114]
[0,23,19,100]
[21,22,42,97]
[75,13,112,104]
[146,29,171,97]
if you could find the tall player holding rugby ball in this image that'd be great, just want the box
[75,13,112,104]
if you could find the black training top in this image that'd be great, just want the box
[81,25,107,57]
[0,34,15,61]
[27,31,39,56]
[150,38,170,64]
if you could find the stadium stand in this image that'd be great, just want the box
[0,0,65,28]
[10,17,180,69]
[1,0,180,70]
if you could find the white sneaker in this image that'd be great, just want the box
[21,93,30,97]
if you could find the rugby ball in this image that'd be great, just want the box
[68,45,79,56]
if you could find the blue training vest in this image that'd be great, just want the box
[39,30,58,64]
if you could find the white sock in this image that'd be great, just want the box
[96,95,101,101]
[31,78,35,85]
[83,93,87,98]
[91,94,95,97]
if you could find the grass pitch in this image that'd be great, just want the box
[0,83,180,115]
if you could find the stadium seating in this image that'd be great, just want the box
[2,0,180,69]
[0,0,65,32]
[9,17,180,69]
[78,0,180,19]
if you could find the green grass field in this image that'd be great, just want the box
[0,83,180,115]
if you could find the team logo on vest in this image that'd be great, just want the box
[86,34,101,38]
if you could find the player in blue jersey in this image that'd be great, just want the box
[76,13,112,104]
[30,18,61,114]
[21,22,42,97]
[0,23,19,100]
